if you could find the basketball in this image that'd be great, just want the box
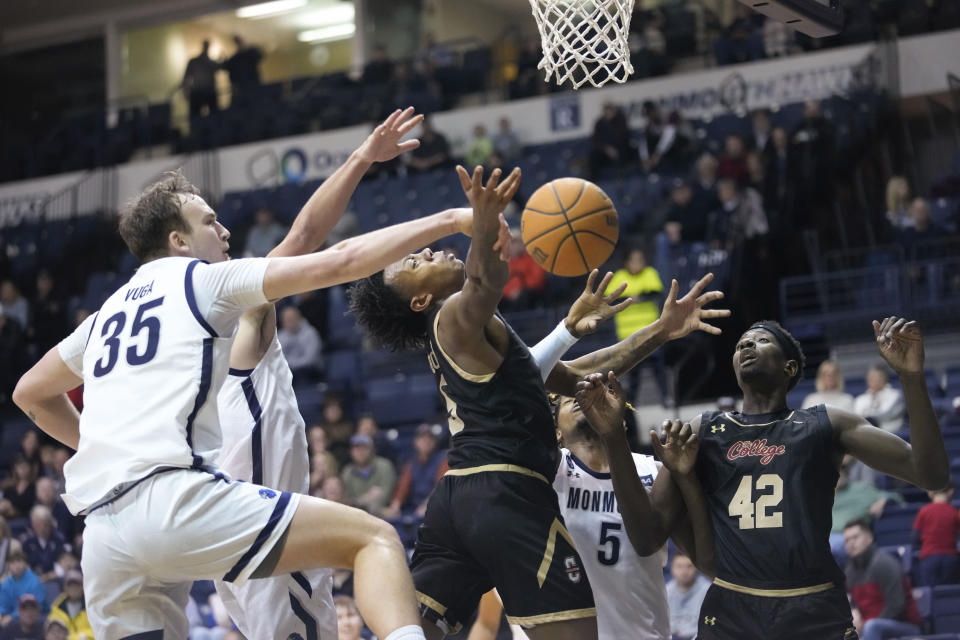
[521,177,619,277]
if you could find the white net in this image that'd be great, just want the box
[528,0,635,90]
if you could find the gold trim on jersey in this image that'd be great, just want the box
[432,312,495,383]
[444,464,549,484]
[506,607,597,627]
[536,518,578,587]
[722,411,795,428]
[416,591,464,634]
[713,577,834,597]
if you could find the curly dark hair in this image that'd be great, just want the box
[347,271,430,351]
[749,319,806,390]
[119,170,199,262]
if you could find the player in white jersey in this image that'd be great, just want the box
[12,108,502,640]
[212,110,442,639]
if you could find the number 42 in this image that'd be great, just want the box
[728,474,783,530]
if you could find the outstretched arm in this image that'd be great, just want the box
[546,273,730,396]
[231,109,424,368]
[834,317,949,491]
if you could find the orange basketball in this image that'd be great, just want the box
[521,177,619,277]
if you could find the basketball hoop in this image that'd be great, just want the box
[528,0,635,90]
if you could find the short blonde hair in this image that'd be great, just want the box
[885,176,910,215]
[815,360,845,393]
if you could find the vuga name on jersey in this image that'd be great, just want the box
[564,474,654,513]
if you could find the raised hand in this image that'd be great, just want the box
[873,316,924,375]
[356,107,423,164]
[658,273,731,341]
[456,165,522,227]
[650,419,699,475]
[454,211,511,262]
[575,371,626,439]
[564,269,634,338]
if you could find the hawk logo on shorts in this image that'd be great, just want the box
[259,488,277,499]
[704,615,717,626]
[563,556,582,583]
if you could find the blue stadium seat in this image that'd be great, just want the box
[875,503,922,547]
[933,585,960,633]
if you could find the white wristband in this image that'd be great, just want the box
[530,320,580,382]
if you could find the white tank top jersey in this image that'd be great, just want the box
[553,448,670,640]
[56,256,270,515]
[217,335,309,493]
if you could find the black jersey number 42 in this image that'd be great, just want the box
[728,474,784,529]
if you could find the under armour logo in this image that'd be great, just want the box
[704,616,717,626]
[711,424,725,433]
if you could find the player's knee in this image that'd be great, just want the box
[364,516,404,553]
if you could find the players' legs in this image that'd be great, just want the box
[273,494,421,638]
[525,617,598,640]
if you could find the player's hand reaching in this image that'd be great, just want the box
[873,316,924,375]
[575,371,626,439]
[564,270,633,338]
[456,165,522,233]
[454,210,511,261]
[657,273,731,341]
[651,419,699,475]
[356,107,423,164]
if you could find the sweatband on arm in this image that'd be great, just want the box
[530,320,580,382]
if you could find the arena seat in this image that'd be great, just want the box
[933,585,960,633]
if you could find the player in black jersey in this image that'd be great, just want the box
[348,165,728,640]
[600,317,949,640]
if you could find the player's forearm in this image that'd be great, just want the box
[563,319,668,379]
[672,472,716,578]
[600,431,667,556]
[901,373,950,489]
[464,221,509,292]
[270,151,371,258]
[263,208,462,300]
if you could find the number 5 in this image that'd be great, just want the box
[598,522,621,565]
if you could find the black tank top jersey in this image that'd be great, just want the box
[695,405,845,590]
[426,308,559,480]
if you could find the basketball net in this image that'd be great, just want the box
[528,0,635,90]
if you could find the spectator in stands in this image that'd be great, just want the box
[662,179,707,243]
[44,450,68,496]
[502,229,546,310]
[416,32,455,71]
[590,102,636,178]
[17,432,41,482]
[242,208,286,257]
[710,178,769,251]
[277,305,322,381]
[605,247,669,405]
[307,425,339,478]
[383,424,448,519]
[20,506,66,584]
[181,40,220,119]
[638,101,676,173]
[691,152,721,220]
[0,551,46,625]
[355,412,398,464]
[0,594,42,640]
[0,311,28,405]
[913,483,959,587]
[714,4,763,65]
[745,150,766,197]
[52,552,77,591]
[43,618,68,640]
[0,457,35,520]
[802,360,856,412]
[335,594,365,640]
[222,35,263,105]
[406,117,452,174]
[46,570,92,640]
[884,176,913,234]
[854,364,905,433]
[763,126,792,227]
[319,393,354,466]
[717,134,749,186]
[0,520,13,581]
[320,476,345,504]
[510,37,543,99]
[790,100,836,233]
[762,18,793,58]
[27,271,66,356]
[899,197,948,262]
[831,461,904,566]
[492,117,522,163]
[0,281,28,331]
[341,434,396,516]
[844,518,922,640]
[749,109,774,158]
[362,44,395,86]
[465,124,494,168]
[665,552,711,640]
